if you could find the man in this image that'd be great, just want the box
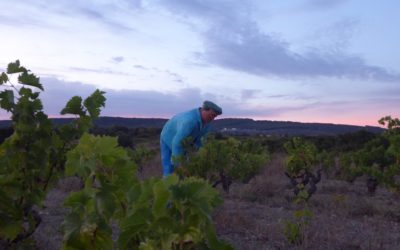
[160,100,222,176]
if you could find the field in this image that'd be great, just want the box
[32,149,400,250]
[2,61,399,250]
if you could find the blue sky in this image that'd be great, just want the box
[0,0,399,126]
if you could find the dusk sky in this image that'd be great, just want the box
[1,0,399,126]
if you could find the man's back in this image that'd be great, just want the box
[161,108,208,157]
[159,101,222,176]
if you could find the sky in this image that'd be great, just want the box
[0,0,399,126]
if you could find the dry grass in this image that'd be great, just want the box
[214,153,400,249]
[137,150,163,180]
[32,150,400,249]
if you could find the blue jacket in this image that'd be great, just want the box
[160,108,210,158]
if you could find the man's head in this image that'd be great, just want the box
[200,100,222,124]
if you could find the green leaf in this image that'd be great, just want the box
[153,180,171,217]
[77,115,92,133]
[110,159,137,191]
[83,89,106,119]
[127,183,142,204]
[19,86,33,96]
[0,220,23,241]
[61,96,85,116]
[65,133,96,177]
[139,240,157,250]
[172,177,222,214]
[0,90,15,112]
[95,190,116,219]
[7,60,27,74]
[163,174,179,186]
[62,213,113,250]
[62,212,84,248]
[118,208,153,249]
[0,72,8,84]
[18,71,43,90]
[206,223,233,250]
[89,224,113,250]
[31,98,44,112]
[64,190,92,209]
[96,135,119,156]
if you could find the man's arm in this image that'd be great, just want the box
[194,126,210,149]
[171,120,195,161]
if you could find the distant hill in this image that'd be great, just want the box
[211,118,384,136]
[0,116,384,136]
[0,117,167,129]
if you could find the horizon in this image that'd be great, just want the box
[1,0,399,127]
[0,114,385,128]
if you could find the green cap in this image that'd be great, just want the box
[202,100,222,115]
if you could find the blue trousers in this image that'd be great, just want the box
[160,139,174,177]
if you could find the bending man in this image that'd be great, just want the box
[160,101,222,176]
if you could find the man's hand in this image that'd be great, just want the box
[175,167,190,178]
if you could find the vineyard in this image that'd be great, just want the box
[1,62,400,249]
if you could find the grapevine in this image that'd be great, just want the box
[0,60,105,248]
[178,136,269,192]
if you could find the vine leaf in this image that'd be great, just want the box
[84,89,106,119]
[61,96,85,116]
[7,60,26,74]
[152,181,170,217]
[18,71,43,90]
[0,90,15,112]
[0,72,8,84]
